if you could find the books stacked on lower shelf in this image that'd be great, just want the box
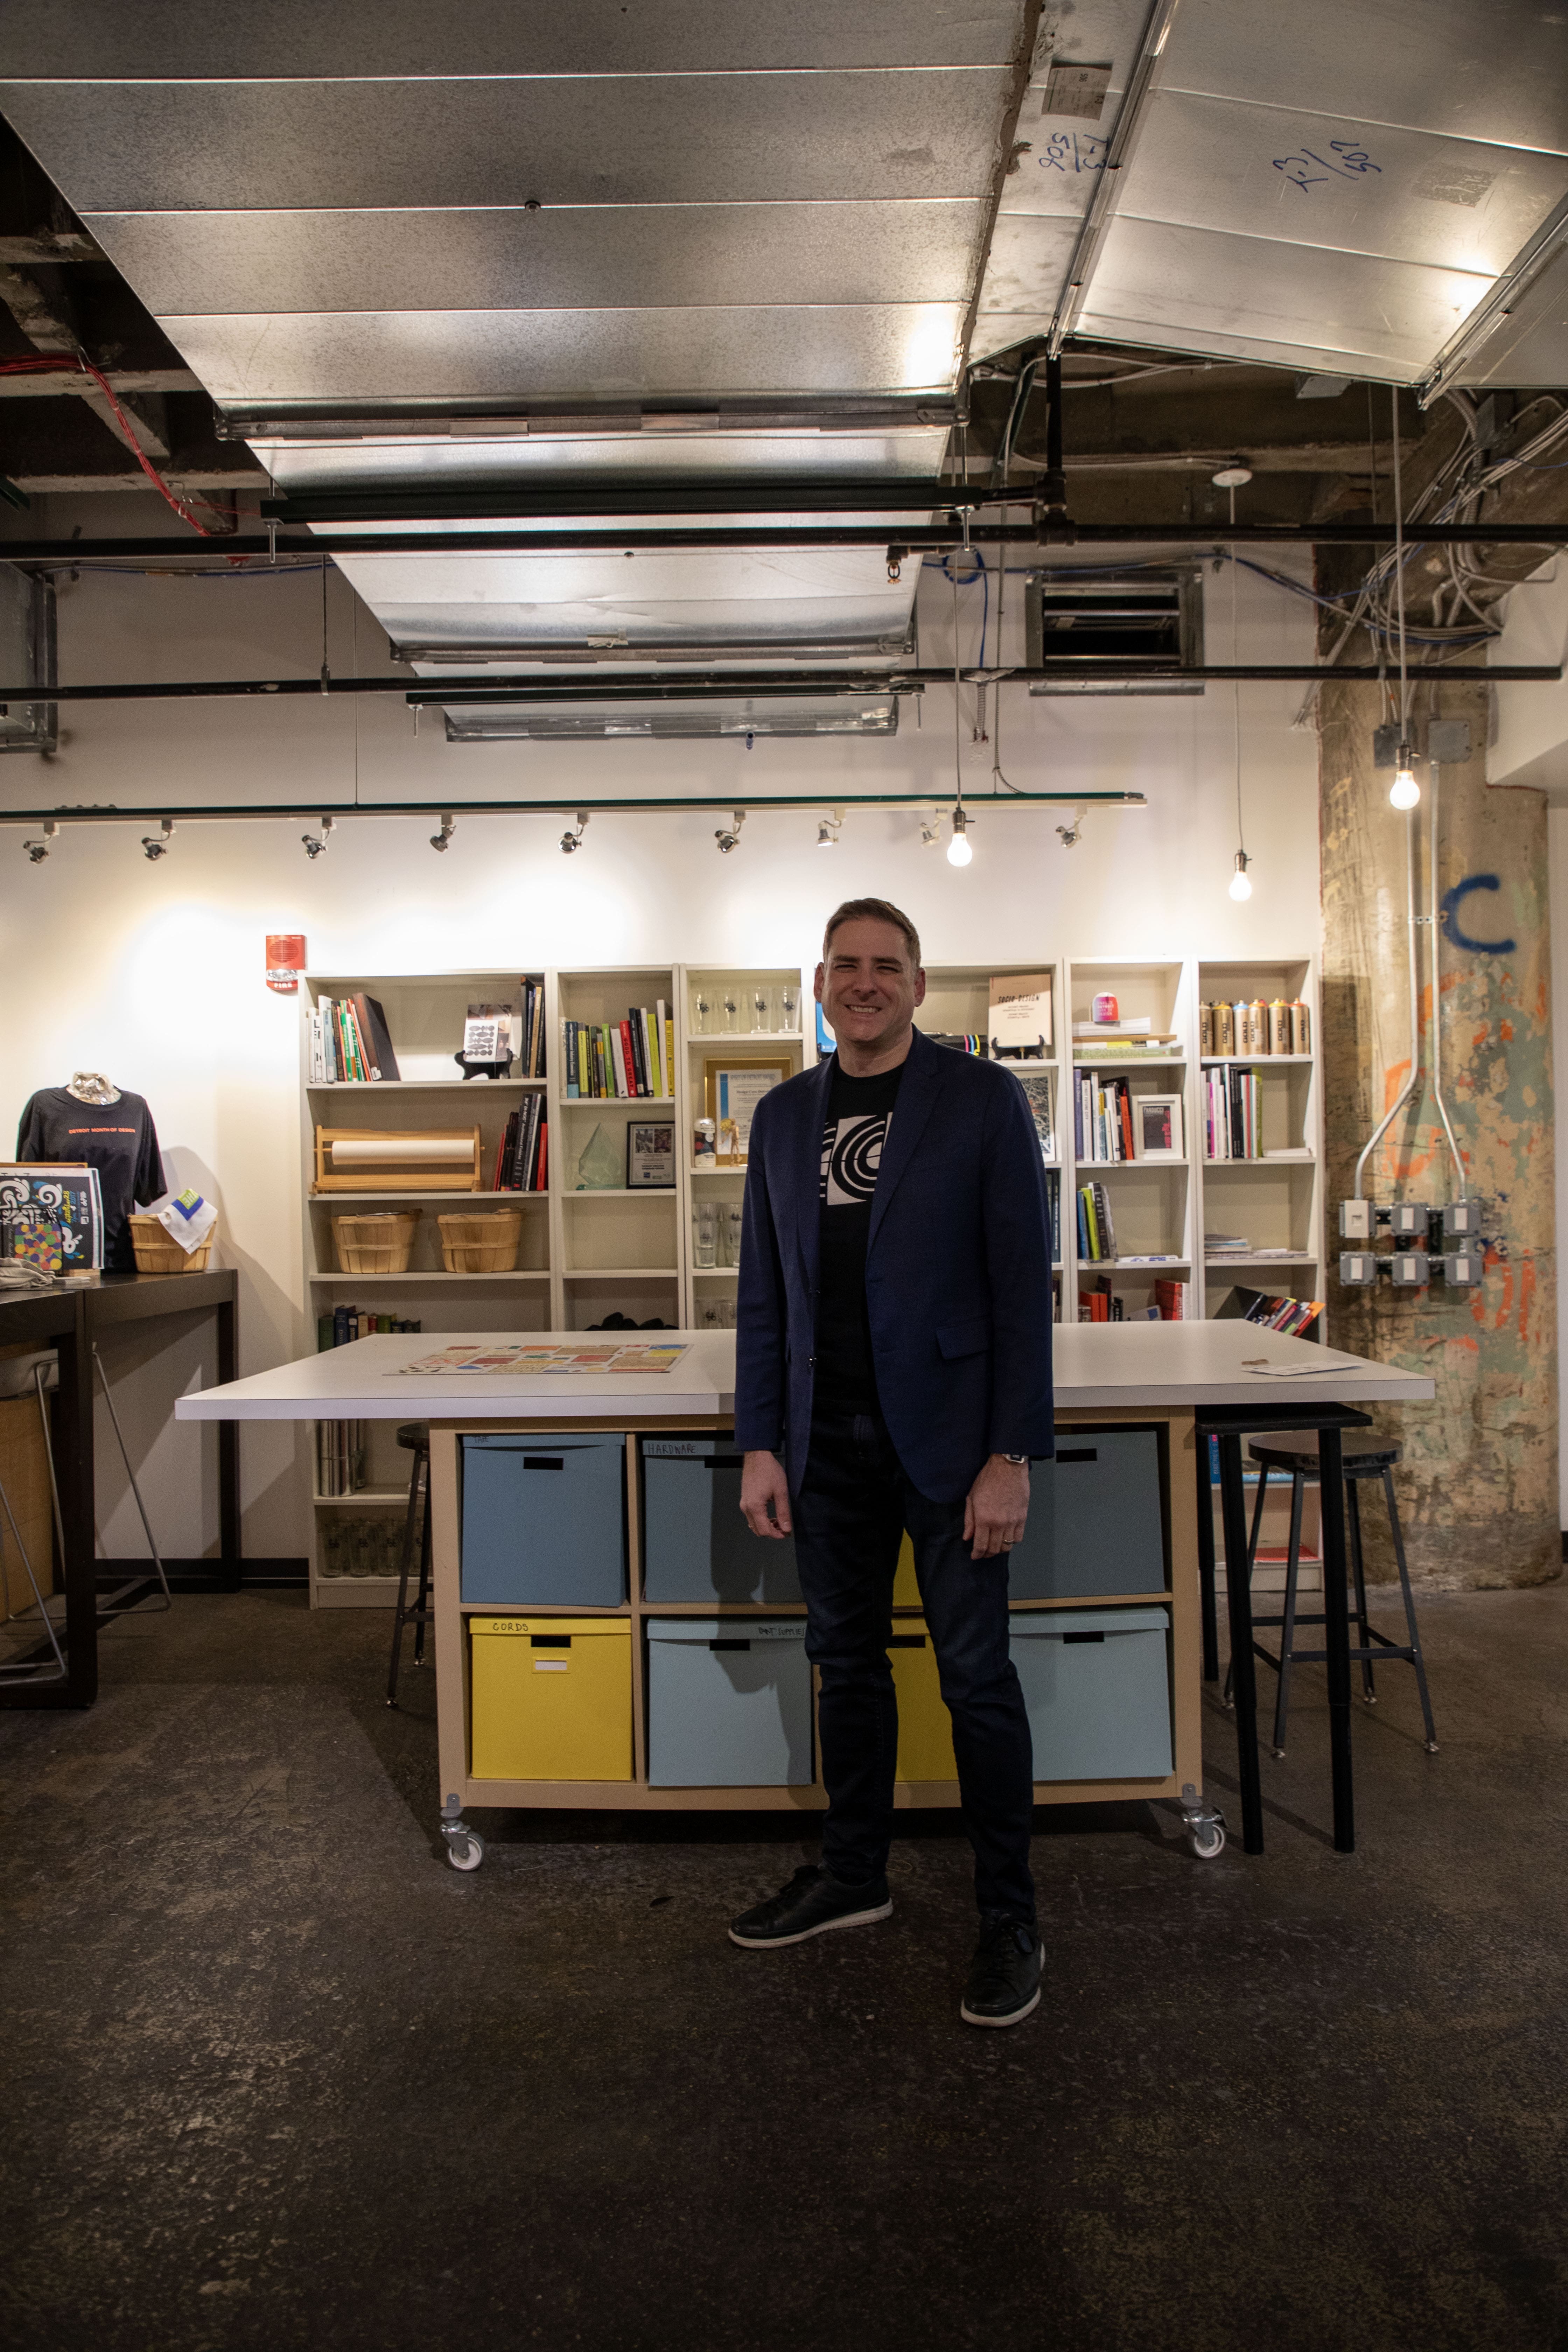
[495,1097,548,1190]
[1078,1274,1118,1322]
[563,1003,673,1099]
[1203,1064,1261,1160]
[317,1420,365,1498]
[1075,1178,1116,1262]
[1153,1276,1191,1320]
[1074,1070,1134,1162]
[1217,1284,1324,1337]
[319,1307,423,1347]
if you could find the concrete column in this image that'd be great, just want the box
[1320,678,1558,1587]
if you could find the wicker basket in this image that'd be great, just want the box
[128,1213,215,1275]
[333,1210,419,1274]
[438,1211,523,1274]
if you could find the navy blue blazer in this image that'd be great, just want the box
[734,1027,1055,1502]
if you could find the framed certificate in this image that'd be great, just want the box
[626,1121,676,1189]
[702,1056,791,1164]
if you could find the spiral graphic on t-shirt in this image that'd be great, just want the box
[822,1112,889,1206]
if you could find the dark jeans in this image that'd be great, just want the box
[791,1408,1036,1921]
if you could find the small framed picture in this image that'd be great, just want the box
[626,1122,676,1189]
[1135,1094,1185,1160]
[702,1056,792,1165]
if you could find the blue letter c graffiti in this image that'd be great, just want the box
[1442,874,1516,955]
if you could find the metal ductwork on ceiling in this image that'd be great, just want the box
[0,2,1040,734]
[974,0,1568,393]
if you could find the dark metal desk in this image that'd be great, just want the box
[0,1267,239,1709]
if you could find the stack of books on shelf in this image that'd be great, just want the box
[1203,1065,1262,1160]
[1074,1071,1134,1162]
[563,1003,673,1099]
[1075,1179,1117,1262]
[1072,1019,1179,1059]
[316,1420,365,1498]
[1223,1287,1324,1336]
[318,1308,423,1347]
[1205,1232,1253,1260]
[1078,1273,1118,1322]
[494,1098,548,1190]
[309,992,399,1083]
[1153,1276,1191,1320]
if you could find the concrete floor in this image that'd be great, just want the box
[2,1583,1566,2352]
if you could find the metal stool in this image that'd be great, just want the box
[1227,1429,1437,1757]
[386,1422,433,1707]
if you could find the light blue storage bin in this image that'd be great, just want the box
[460,1432,626,1606]
[645,1617,813,1787]
[1009,1429,1166,1600]
[1011,1606,1172,1780]
[641,1436,803,1604]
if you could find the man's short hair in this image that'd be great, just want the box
[821,897,922,969]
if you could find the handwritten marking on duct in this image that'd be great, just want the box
[1274,139,1381,194]
[1041,132,1107,174]
[1442,874,1517,956]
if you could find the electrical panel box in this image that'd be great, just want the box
[1444,1200,1483,1236]
[1390,1251,1430,1287]
[1388,1203,1430,1236]
[1443,1251,1484,1287]
[1339,1252,1379,1285]
[1427,718,1472,764]
[1338,1199,1374,1239]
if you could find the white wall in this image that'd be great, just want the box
[1490,555,1568,798]
[0,515,1322,1558]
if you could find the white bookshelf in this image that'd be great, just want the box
[298,951,1322,1604]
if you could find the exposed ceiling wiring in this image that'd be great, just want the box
[0,355,233,535]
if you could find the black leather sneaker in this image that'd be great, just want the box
[729,1863,892,1949]
[960,1913,1042,2027]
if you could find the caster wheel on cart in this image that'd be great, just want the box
[1189,1819,1226,1861]
[445,1830,485,1872]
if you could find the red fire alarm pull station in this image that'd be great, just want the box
[266,934,306,993]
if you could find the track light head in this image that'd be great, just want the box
[920,814,941,849]
[141,818,174,862]
[560,809,589,855]
[715,808,746,855]
[23,820,58,865]
[302,815,334,859]
[817,808,843,850]
[430,813,455,853]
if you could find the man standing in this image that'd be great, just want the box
[732,898,1055,2027]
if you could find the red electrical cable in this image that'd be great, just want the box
[0,352,229,533]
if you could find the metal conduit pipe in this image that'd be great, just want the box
[1354,801,1425,1200]
[1428,756,1468,1198]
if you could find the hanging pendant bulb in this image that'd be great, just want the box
[1389,743,1421,809]
[1228,849,1253,902]
[947,807,972,867]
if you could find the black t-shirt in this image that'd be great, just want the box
[16,1088,166,1270]
[815,1056,905,1418]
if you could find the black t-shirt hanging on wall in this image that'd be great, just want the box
[814,1056,905,1419]
[16,1090,167,1270]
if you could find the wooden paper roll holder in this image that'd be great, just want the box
[312,1126,483,1194]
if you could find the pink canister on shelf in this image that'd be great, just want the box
[1091,992,1119,1024]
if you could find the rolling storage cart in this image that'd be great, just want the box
[427,1392,1221,1874]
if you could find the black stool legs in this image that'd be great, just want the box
[1229,1447,1438,1758]
[387,1427,434,1708]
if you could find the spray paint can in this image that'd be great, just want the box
[1268,999,1292,1055]
[1198,1002,1215,1056]
[1290,999,1311,1055]
[1216,1000,1237,1056]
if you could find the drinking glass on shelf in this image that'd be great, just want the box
[778,981,799,1034]
[715,1295,736,1330]
[751,986,771,1034]
[721,989,740,1034]
[692,988,712,1036]
[693,1201,717,1268]
[724,1203,744,1270]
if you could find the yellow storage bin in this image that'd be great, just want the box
[889,1618,957,1783]
[469,1616,632,1782]
[893,1531,919,1607]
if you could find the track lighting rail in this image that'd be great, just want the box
[0,791,1147,832]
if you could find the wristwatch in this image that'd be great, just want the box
[1002,1452,1028,1465]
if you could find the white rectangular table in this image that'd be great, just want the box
[180,1325,1433,1865]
